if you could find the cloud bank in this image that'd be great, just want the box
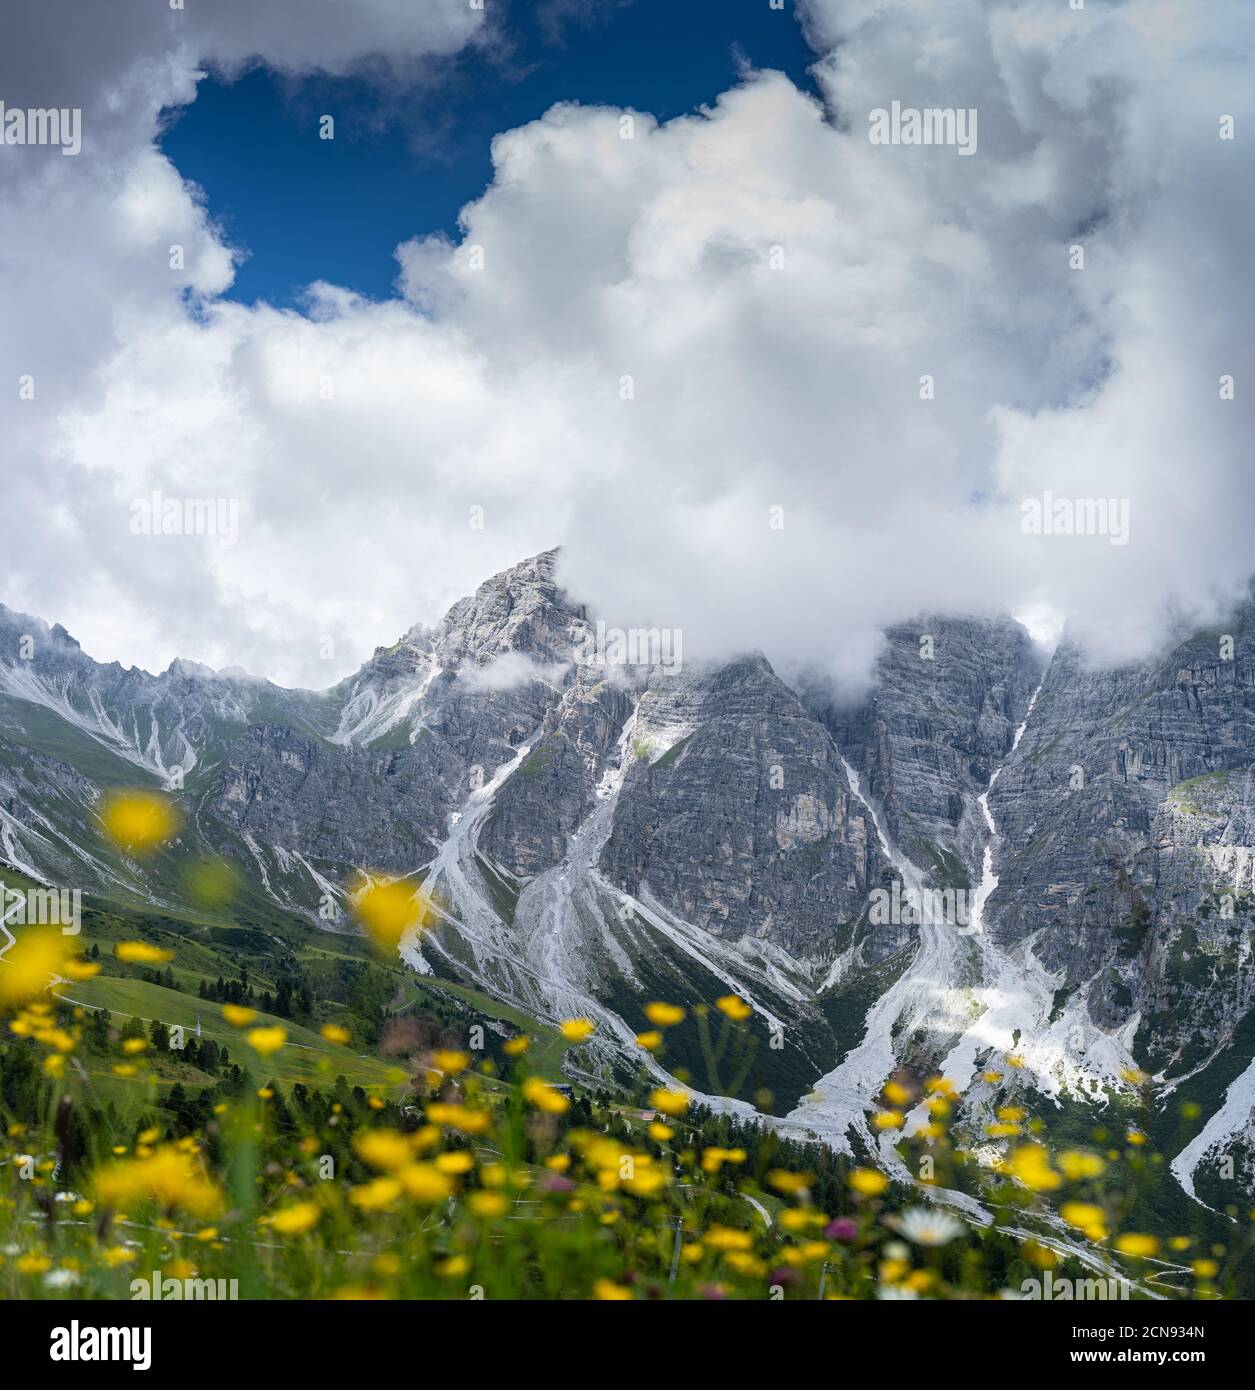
[0,0,1251,692]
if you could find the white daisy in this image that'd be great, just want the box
[897,1206,966,1247]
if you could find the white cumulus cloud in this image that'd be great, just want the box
[0,0,1251,693]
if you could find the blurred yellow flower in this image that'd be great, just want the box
[468,1191,509,1218]
[0,930,72,1011]
[559,1018,596,1043]
[101,790,179,855]
[432,1049,471,1073]
[245,1026,287,1056]
[635,1030,663,1051]
[435,1151,474,1175]
[354,1129,412,1172]
[115,941,173,964]
[649,1087,689,1117]
[398,1164,453,1204]
[268,1202,321,1237]
[93,1145,222,1219]
[1058,1149,1106,1180]
[352,875,434,952]
[872,1109,904,1131]
[592,1279,633,1300]
[222,1004,256,1027]
[1004,1144,1061,1192]
[714,994,751,1021]
[63,959,101,982]
[320,1022,350,1044]
[1115,1232,1158,1258]
[426,1102,492,1134]
[36,1026,77,1053]
[768,1169,811,1195]
[644,1002,685,1027]
[523,1077,570,1114]
[1021,1239,1059,1270]
[706,1226,753,1251]
[349,1178,403,1212]
[503,1034,530,1056]
[1060,1202,1109,1241]
[848,1168,889,1196]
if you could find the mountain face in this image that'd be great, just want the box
[2,554,1255,1213]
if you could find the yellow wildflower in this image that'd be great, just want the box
[268,1202,321,1237]
[0,930,72,1011]
[432,1049,471,1073]
[435,1151,474,1175]
[101,790,179,854]
[349,1178,403,1212]
[398,1164,453,1204]
[1060,1202,1109,1241]
[523,1077,570,1114]
[592,1279,633,1300]
[114,941,173,964]
[353,1129,412,1172]
[425,1103,491,1134]
[93,1145,222,1219]
[649,1087,689,1117]
[468,1191,509,1218]
[1004,1144,1062,1192]
[1058,1149,1106,1180]
[245,1026,287,1056]
[352,876,434,952]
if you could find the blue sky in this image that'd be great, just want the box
[161,0,820,305]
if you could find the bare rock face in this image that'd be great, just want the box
[989,616,1255,1069]
[804,616,1042,888]
[480,678,635,880]
[600,657,879,952]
